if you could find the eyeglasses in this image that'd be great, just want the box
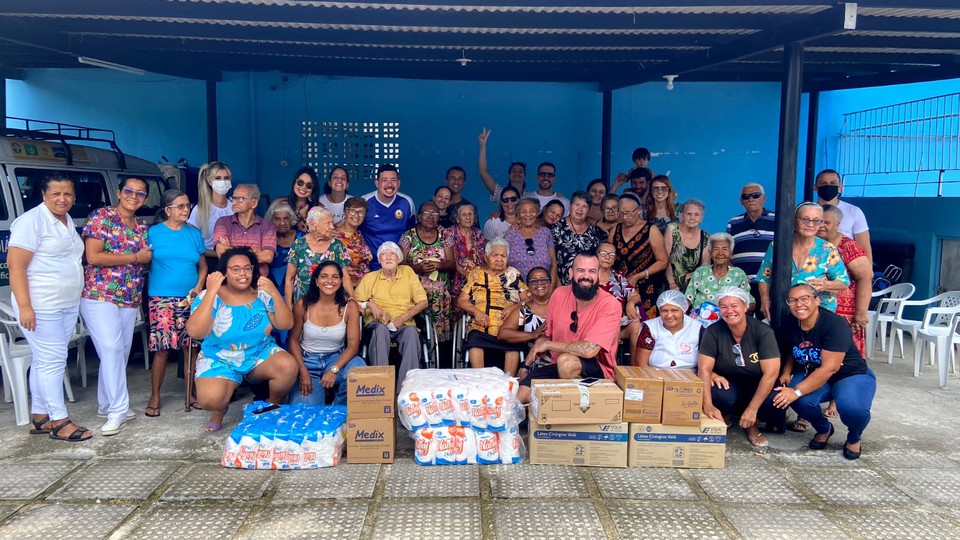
[525,238,535,256]
[501,196,519,203]
[537,172,556,178]
[620,208,641,217]
[570,310,579,332]
[528,277,550,285]
[786,294,816,306]
[421,211,440,217]
[732,343,745,367]
[227,265,254,275]
[166,203,193,211]
[797,217,823,226]
[603,207,619,214]
[597,250,616,258]
[231,196,253,204]
[295,179,314,189]
[651,186,670,192]
[121,187,148,200]
[741,192,763,200]
[347,208,366,217]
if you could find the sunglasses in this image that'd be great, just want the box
[741,192,763,200]
[295,179,314,189]
[537,172,556,178]
[525,238,535,256]
[732,343,745,367]
[570,310,579,332]
[121,187,148,200]
[501,196,519,203]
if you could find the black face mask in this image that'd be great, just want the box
[817,185,840,201]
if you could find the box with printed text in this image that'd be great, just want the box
[614,366,665,423]
[528,415,628,468]
[627,418,726,469]
[346,417,396,464]
[347,366,395,419]
[530,379,623,425]
[660,369,703,426]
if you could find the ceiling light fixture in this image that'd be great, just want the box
[663,74,678,91]
[457,49,472,67]
[78,56,145,75]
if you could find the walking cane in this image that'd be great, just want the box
[184,340,196,412]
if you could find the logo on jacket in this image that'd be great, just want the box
[394,209,404,220]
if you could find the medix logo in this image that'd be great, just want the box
[355,429,385,442]
[356,384,386,396]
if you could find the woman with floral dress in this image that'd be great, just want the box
[550,191,607,285]
[504,198,557,285]
[400,201,455,343]
[444,203,486,301]
[686,233,752,310]
[81,177,151,436]
[285,206,351,306]
[335,196,372,287]
[665,199,710,293]
[610,192,668,320]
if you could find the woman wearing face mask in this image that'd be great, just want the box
[188,161,233,268]
[318,166,350,224]
[277,166,320,234]
[482,185,521,241]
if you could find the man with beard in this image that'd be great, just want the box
[522,162,570,216]
[444,166,474,220]
[517,251,622,404]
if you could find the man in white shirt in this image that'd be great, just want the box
[815,169,872,262]
[522,162,570,216]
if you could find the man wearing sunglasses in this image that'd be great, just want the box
[726,183,775,317]
[521,162,569,217]
[443,165,474,222]
[516,251,621,405]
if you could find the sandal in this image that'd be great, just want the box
[145,405,161,418]
[49,420,92,442]
[204,421,222,433]
[747,431,769,448]
[787,419,811,432]
[29,415,51,435]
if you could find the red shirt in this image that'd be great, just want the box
[545,286,622,379]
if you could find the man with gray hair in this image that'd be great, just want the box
[726,183,775,317]
[213,183,276,277]
[354,241,428,389]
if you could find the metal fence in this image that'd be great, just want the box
[836,92,960,197]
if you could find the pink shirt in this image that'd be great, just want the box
[213,213,277,276]
[544,286,622,379]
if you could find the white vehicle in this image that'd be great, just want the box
[0,117,171,287]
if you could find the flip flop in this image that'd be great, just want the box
[145,405,161,418]
[204,421,222,433]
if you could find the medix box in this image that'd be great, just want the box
[627,418,726,469]
[661,369,703,426]
[528,416,628,468]
[530,379,624,425]
[347,366,395,419]
[346,417,396,464]
[614,366,665,423]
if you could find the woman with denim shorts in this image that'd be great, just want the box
[288,261,365,405]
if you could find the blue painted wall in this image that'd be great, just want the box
[610,82,784,233]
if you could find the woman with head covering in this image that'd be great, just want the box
[773,283,876,460]
[284,206,351,307]
[699,286,785,447]
[635,290,703,370]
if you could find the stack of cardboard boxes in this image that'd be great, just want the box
[527,369,727,469]
[616,366,726,469]
[345,366,397,464]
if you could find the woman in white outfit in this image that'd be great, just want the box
[187,161,233,267]
[8,172,90,441]
[81,177,152,436]
[633,290,703,371]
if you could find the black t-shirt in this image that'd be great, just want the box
[700,317,781,380]
[778,308,868,383]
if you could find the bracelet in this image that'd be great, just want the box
[644,270,650,279]
[133,252,138,264]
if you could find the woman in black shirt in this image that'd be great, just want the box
[773,283,876,460]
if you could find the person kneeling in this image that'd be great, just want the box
[288,261,366,406]
[634,290,702,370]
[187,247,298,432]
[699,286,784,447]
[517,252,621,404]
[773,283,876,460]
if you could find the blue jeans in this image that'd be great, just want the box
[289,350,366,406]
[790,369,876,444]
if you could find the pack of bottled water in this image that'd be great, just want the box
[398,368,525,465]
[222,402,347,469]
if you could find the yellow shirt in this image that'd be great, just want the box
[354,265,427,325]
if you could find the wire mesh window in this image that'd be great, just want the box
[834,92,960,197]
[302,121,400,183]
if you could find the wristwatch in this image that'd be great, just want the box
[330,365,341,375]
[793,387,803,398]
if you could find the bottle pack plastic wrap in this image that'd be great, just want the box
[222,402,347,469]
[398,368,526,465]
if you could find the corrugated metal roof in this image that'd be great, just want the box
[847,30,960,39]
[806,46,960,55]
[859,7,960,19]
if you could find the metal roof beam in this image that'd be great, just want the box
[602,3,857,90]
[808,63,960,91]
[858,15,960,34]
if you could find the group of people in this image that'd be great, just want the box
[9,134,877,458]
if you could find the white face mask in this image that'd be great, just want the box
[211,180,232,195]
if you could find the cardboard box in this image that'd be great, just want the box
[530,379,624,425]
[347,366,396,419]
[346,417,396,464]
[660,369,703,426]
[528,416,628,468]
[627,418,727,469]
[614,366,665,423]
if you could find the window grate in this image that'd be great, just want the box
[302,120,400,184]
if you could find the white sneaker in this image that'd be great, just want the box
[100,416,129,436]
[98,410,136,420]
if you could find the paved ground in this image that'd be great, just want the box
[0,340,959,539]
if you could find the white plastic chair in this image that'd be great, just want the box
[134,308,150,369]
[889,291,960,365]
[0,301,75,426]
[913,306,960,389]
[71,316,89,387]
[871,283,915,361]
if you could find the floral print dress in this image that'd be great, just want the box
[685,265,753,309]
[668,225,708,292]
[399,227,452,342]
[504,225,554,281]
[550,219,607,285]
[757,236,850,312]
[81,206,149,308]
[287,236,350,303]
[444,226,486,299]
[335,229,372,286]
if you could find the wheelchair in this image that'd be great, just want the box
[361,312,440,370]
[453,314,527,372]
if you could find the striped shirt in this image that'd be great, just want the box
[726,209,775,283]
